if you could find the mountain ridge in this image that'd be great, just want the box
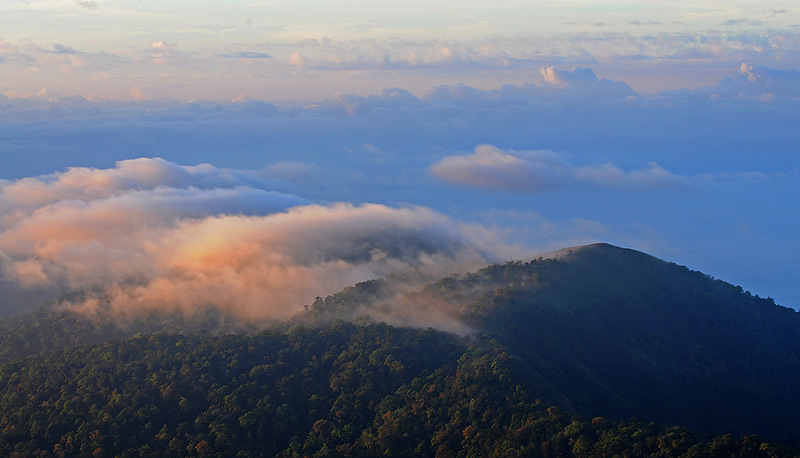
[300,242,800,442]
[0,243,798,447]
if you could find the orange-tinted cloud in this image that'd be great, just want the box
[0,159,492,323]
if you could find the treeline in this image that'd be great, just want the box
[0,302,255,364]
[0,323,795,458]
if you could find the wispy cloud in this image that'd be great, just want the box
[74,0,97,10]
[220,52,272,59]
[430,145,687,193]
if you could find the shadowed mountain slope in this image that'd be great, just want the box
[305,243,800,443]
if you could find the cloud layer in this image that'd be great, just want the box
[3,25,800,100]
[0,159,491,321]
[1,63,799,310]
[430,145,686,193]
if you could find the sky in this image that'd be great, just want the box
[0,0,799,319]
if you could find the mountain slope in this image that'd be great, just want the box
[1,243,799,447]
[0,324,795,458]
[303,243,800,442]
[457,243,800,442]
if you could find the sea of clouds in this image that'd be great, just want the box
[1,63,799,315]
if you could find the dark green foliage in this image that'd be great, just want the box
[0,324,795,458]
[0,301,256,364]
[439,244,800,444]
[0,243,799,456]
[0,323,463,457]
[299,244,800,445]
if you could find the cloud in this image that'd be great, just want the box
[74,0,97,10]
[128,85,166,101]
[574,162,687,191]
[628,20,662,26]
[221,52,272,59]
[430,144,687,193]
[282,38,518,71]
[0,63,798,309]
[430,145,571,192]
[2,29,799,101]
[147,40,181,65]
[289,51,308,67]
[664,62,800,99]
[539,66,637,97]
[541,66,603,87]
[730,63,800,97]
[0,159,493,322]
[52,44,79,55]
[724,18,762,27]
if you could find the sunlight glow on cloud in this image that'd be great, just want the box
[0,63,799,309]
[0,159,495,321]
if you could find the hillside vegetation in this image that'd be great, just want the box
[0,243,798,456]
[304,244,800,443]
[0,324,795,458]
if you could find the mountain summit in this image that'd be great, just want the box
[306,243,800,442]
[463,243,800,442]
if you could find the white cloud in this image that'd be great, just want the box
[575,162,686,191]
[430,145,572,192]
[431,144,687,193]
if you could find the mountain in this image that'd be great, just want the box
[0,243,799,455]
[471,244,800,443]
[0,323,795,458]
[304,243,800,443]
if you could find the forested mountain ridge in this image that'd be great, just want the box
[0,300,256,365]
[0,243,799,455]
[0,324,796,458]
[463,244,800,443]
[302,243,800,443]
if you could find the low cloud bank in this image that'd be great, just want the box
[0,159,494,323]
[430,144,687,193]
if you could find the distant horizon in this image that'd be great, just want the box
[1,1,798,316]
[2,1,799,100]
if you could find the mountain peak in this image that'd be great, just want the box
[536,242,639,259]
[467,243,800,443]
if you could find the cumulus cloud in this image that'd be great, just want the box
[430,145,687,193]
[0,158,493,322]
[730,63,800,97]
[288,51,308,67]
[539,66,636,97]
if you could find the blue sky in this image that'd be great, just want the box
[0,1,798,318]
